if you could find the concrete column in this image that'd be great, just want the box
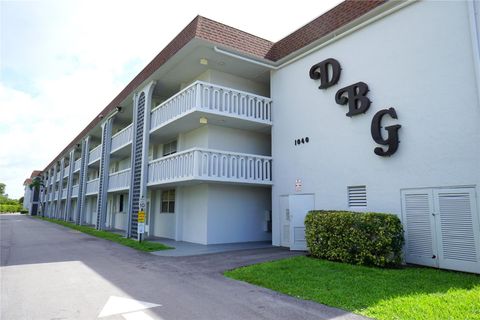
[55,158,65,219]
[64,149,75,221]
[76,136,90,225]
[96,117,113,230]
[127,81,156,239]
[50,166,57,218]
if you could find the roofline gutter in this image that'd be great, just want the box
[214,0,415,70]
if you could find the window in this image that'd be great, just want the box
[161,189,175,213]
[162,140,177,156]
[348,185,367,207]
[119,194,124,212]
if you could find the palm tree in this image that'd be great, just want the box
[29,177,45,216]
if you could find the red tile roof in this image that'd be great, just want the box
[30,170,41,178]
[43,0,387,172]
[266,0,386,61]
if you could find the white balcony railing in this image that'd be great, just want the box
[54,190,59,200]
[74,159,81,172]
[148,148,272,186]
[62,188,67,199]
[72,185,79,197]
[150,81,272,132]
[108,168,131,191]
[89,145,101,164]
[55,172,60,182]
[63,166,70,178]
[86,178,99,195]
[111,124,133,152]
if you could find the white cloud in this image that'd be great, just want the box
[0,0,342,199]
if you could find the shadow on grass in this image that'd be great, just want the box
[34,216,173,252]
[225,256,480,320]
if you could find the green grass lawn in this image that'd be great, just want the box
[35,217,173,252]
[225,256,480,320]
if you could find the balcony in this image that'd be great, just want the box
[89,145,101,165]
[62,188,67,199]
[54,190,59,200]
[55,172,60,182]
[85,178,99,195]
[74,159,81,172]
[72,185,79,198]
[150,81,272,141]
[111,124,133,154]
[147,148,272,186]
[108,168,131,192]
[63,166,70,178]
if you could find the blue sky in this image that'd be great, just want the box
[0,0,342,199]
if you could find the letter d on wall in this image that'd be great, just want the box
[309,58,341,89]
[371,108,401,156]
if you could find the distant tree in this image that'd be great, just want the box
[18,196,24,204]
[29,177,44,191]
[0,183,5,196]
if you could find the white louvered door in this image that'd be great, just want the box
[401,189,438,268]
[402,187,480,273]
[434,189,480,273]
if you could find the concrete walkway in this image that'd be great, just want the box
[1,214,368,320]
[150,237,273,256]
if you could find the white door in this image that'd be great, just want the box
[434,188,480,273]
[279,196,290,247]
[401,189,438,268]
[289,194,315,251]
[402,187,480,273]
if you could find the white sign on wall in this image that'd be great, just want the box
[295,179,302,192]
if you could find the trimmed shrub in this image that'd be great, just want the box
[305,210,404,267]
[0,204,23,213]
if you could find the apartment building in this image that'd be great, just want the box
[25,0,480,273]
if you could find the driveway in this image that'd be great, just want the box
[0,214,366,320]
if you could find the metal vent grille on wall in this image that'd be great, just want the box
[348,185,367,207]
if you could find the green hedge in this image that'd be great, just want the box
[0,204,23,213]
[305,210,404,267]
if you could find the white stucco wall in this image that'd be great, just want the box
[85,196,97,225]
[181,69,269,96]
[109,157,131,173]
[105,193,128,230]
[207,126,271,156]
[207,185,271,244]
[181,184,208,244]
[271,1,480,245]
[151,189,176,239]
[181,126,209,150]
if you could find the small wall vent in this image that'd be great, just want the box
[348,185,367,207]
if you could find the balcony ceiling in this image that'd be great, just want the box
[116,39,271,108]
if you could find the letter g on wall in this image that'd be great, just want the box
[371,108,401,156]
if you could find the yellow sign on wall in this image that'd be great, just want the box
[138,211,145,223]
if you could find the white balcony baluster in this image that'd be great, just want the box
[147,148,271,186]
[86,178,99,195]
[108,168,131,191]
[150,81,272,132]
[72,185,79,197]
[89,146,101,164]
[111,124,133,152]
[74,159,81,172]
[63,166,70,178]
